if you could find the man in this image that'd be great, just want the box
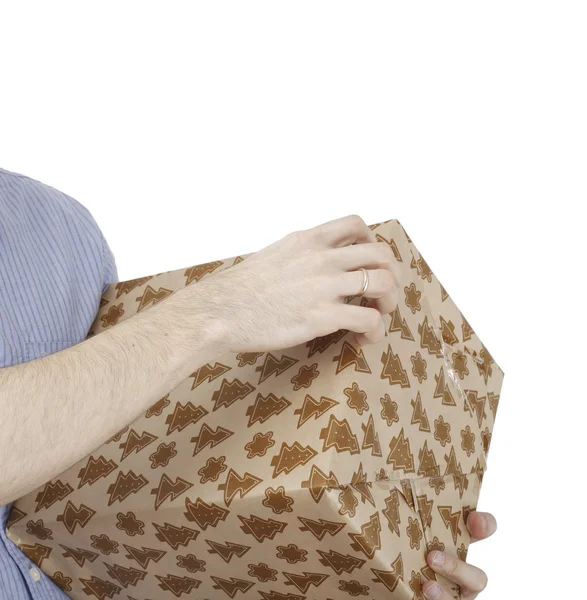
[0,166,497,599]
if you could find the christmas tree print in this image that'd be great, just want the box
[438,505,462,545]
[211,378,255,410]
[293,394,338,428]
[246,393,291,426]
[184,260,224,285]
[164,401,208,435]
[59,544,98,567]
[118,429,157,461]
[238,514,288,542]
[332,341,372,375]
[34,480,73,512]
[56,501,96,534]
[205,539,250,563]
[190,423,234,455]
[418,439,440,477]
[410,390,431,432]
[350,463,375,506]
[6,507,26,528]
[184,497,229,530]
[107,471,149,506]
[150,474,193,510]
[114,275,152,298]
[382,489,401,536]
[371,553,404,593]
[217,469,263,506]
[190,361,231,389]
[211,576,254,598]
[258,591,306,600]
[305,328,347,357]
[301,465,339,503]
[270,441,317,477]
[380,343,410,388]
[388,306,415,340]
[77,455,117,488]
[155,573,202,596]
[361,414,382,456]
[439,316,459,345]
[348,512,382,559]
[255,353,299,384]
[386,428,416,473]
[135,285,174,312]
[283,571,329,593]
[433,366,457,406]
[123,544,166,569]
[153,522,199,550]
[418,315,442,357]
[104,562,147,588]
[319,414,360,454]
[316,549,366,575]
[79,576,121,600]
[297,517,345,541]
[18,543,51,567]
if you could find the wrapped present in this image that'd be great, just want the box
[6,218,504,599]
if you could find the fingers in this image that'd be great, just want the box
[307,214,377,248]
[323,240,396,272]
[355,302,386,346]
[421,579,457,600]
[333,269,397,317]
[334,268,395,300]
[335,303,386,345]
[322,242,401,316]
[467,510,497,543]
[422,551,488,599]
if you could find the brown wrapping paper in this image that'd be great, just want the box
[6,218,504,600]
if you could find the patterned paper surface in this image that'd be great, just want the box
[6,218,504,599]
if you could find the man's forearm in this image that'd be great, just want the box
[0,283,227,506]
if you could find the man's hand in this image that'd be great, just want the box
[422,511,497,599]
[198,214,401,355]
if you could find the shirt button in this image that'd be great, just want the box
[29,567,41,582]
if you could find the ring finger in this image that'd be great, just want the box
[335,268,399,314]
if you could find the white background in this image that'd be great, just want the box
[1,2,586,598]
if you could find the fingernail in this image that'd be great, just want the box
[431,551,445,567]
[473,512,488,534]
[424,583,442,599]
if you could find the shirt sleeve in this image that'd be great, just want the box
[101,232,119,295]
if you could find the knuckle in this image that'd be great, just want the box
[444,556,458,576]
[286,229,305,245]
[379,268,395,291]
[378,242,394,263]
[348,213,367,230]
[315,249,331,270]
[365,307,381,331]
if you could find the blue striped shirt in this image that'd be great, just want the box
[0,167,118,599]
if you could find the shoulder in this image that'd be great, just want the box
[0,166,97,226]
[0,165,118,288]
